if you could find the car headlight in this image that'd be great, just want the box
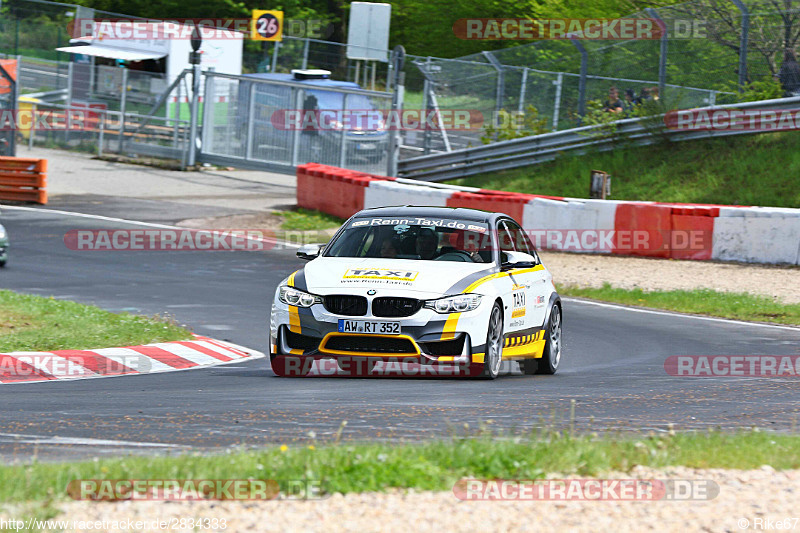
[278,286,322,308]
[424,294,482,314]
[0,226,6,239]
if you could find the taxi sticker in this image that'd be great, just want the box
[343,268,419,282]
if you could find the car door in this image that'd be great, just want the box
[501,219,549,330]
[496,220,528,336]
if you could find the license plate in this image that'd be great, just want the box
[358,143,376,150]
[338,319,400,335]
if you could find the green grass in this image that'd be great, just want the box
[0,290,192,352]
[558,283,800,325]
[0,430,798,502]
[274,208,344,231]
[450,132,800,208]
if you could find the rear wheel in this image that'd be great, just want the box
[478,303,504,379]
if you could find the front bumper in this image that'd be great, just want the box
[270,298,490,367]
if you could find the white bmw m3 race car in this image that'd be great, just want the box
[269,206,562,379]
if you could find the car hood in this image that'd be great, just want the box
[301,257,494,297]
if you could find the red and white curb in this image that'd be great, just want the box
[0,334,265,384]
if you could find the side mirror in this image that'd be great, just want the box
[500,251,537,270]
[297,244,323,261]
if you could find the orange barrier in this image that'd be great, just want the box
[0,156,48,204]
[297,163,372,219]
[446,191,534,223]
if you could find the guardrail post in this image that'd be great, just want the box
[245,81,255,159]
[552,72,563,130]
[301,38,310,70]
[173,79,181,147]
[731,0,750,91]
[570,38,588,118]
[518,67,528,115]
[387,45,405,176]
[187,62,200,166]
[646,9,668,100]
[422,78,432,155]
[118,68,128,154]
[201,67,216,158]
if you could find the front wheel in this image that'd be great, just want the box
[477,303,504,379]
[535,305,562,375]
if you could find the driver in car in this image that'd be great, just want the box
[415,229,439,260]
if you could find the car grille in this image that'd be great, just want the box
[323,335,417,354]
[371,297,422,318]
[323,295,368,316]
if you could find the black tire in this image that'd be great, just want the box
[477,302,504,379]
[535,305,562,375]
[0,260,5,268]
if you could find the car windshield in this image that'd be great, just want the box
[324,217,494,263]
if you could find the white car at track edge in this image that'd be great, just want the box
[269,206,562,379]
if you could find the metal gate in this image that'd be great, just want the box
[198,72,393,175]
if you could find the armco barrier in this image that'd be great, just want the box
[296,164,800,265]
[0,156,47,204]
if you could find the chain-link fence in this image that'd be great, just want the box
[3,0,800,164]
[406,0,800,150]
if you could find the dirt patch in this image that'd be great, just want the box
[22,466,797,532]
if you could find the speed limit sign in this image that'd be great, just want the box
[251,10,283,41]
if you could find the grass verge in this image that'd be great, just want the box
[1,430,798,502]
[449,132,800,208]
[0,290,193,352]
[557,283,800,325]
[273,208,344,231]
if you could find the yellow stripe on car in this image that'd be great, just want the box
[287,270,301,333]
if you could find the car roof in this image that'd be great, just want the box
[241,73,362,89]
[353,206,505,223]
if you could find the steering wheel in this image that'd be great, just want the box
[434,251,474,262]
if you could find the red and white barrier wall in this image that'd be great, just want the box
[297,163,800,265]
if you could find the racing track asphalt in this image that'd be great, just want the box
[0,203,799,462]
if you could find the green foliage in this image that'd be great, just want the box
[274,208,343,231]
[734,78,785,103]
[0,290,192,352]
[480,105,550,144]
